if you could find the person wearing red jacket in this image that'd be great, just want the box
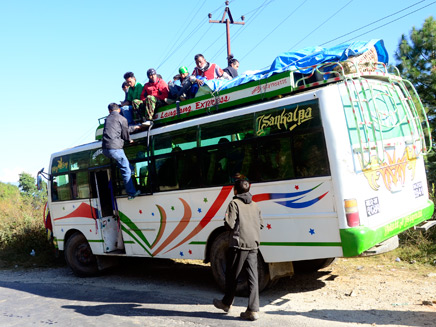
[192,54,230,86]
[140,68,169,120]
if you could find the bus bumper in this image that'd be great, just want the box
[339,199,434,257]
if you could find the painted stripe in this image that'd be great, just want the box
[53,202,97,221]
[121,225,153,257]
[164,185,233,253]
[153,198,192,256]
[261,242,341,247]
[119,211,152,248]
[151,204,167,249]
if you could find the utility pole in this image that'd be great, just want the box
[209,1,245,59]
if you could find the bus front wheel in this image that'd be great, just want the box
[65,232,99,277]
[210,231,270,294]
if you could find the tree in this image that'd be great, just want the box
[18,172,37,196]
[395,16,436,184]
[18,172,47,206]
[395,16,436,110]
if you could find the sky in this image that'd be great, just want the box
[0,0,435,185]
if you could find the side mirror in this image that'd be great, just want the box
[37,174,43,191]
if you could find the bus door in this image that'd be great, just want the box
[91,169,125,253]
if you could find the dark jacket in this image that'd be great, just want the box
[225,192,264,250]
[102,111,132,150]
[223,66,238,79]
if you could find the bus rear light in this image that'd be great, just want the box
[344,199,360,227]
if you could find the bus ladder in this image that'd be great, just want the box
[337,61,431,169]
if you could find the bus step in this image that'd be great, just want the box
[415,220,436,231]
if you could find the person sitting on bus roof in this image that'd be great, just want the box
[121,81,129,102]
[120,72,143,125]
[223,54,239,79]
[192,54,230,86]
[169,66,199,101]
[102,103,140,200]
[140,68,169,121]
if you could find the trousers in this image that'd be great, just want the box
[102,148,136,196]
[222,248,259,312]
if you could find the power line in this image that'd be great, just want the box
[209,0,274,63]
[289,0,354,50]
[338,1,436,44]
[320,0,431,46]
[156,2,229,71]
[158,0,206,66]
[240,0,308,61]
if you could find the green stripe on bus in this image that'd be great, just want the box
[340,199,434,257]
[189,241,342,247]
[88,240,104,243]
[261,242,342,247]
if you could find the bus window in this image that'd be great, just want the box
[256,137,294,182]
[200,114,253,147]
[51,155,69,174]
[156,156,178,191]
[125,143,147,161]
[135,161,152,193]
[153,127,197,156]
[90,149,110,167]
[70,152,90,171]
[53,174,71,201]
[292,132,330,178]
[71,171,90,199]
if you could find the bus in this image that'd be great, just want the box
[41,43,434,292]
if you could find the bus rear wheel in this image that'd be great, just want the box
[210,231,270,295]
[65,232,99,277]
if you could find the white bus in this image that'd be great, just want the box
[42,51,434,292]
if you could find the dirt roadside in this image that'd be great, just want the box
[1,256,436,326]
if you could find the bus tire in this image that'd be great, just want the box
[64,232,99,277]
[293,257,336,274]
[210,231,270,295]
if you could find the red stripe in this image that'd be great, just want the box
[164,185,233,253]
[53,202,97,221]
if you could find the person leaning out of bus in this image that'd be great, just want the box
[223,54,239,79]
[140,68,169,121]
[213,178,264,321]
[192,54,231,86]
[120,72,143,125]
[102,103,141,200]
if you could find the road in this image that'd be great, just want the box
[0,257,435,326]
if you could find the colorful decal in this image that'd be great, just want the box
[252,183,328,209]
[51,156,69,174]
[256,106,313,136]
[362,146,417,191]
[53,202,97,221]
[119,185,233,257]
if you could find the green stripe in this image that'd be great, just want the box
[88,240,104,243]
[261,242,342,247]
[121,225,153,257]
[340,200,434,257]
[189,241,206,245]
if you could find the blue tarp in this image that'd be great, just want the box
[198,39,388,95]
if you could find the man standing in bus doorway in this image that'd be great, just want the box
[102,103,141,200]
[213,179,264,321]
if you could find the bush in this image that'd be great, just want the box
[0,183,56,268]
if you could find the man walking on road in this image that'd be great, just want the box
[213,179,264,321]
